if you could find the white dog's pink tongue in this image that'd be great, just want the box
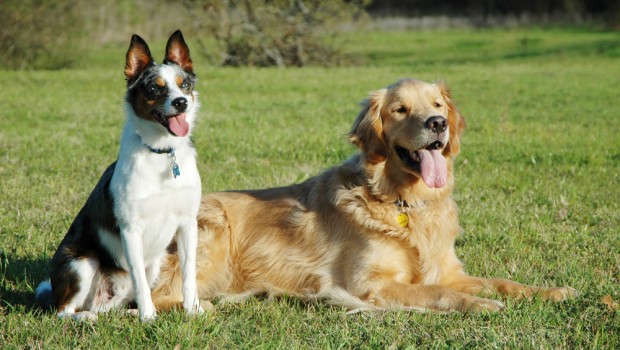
[168,113,189,137]
[418,149,447,188]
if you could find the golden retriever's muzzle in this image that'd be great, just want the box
[395,115,449,189]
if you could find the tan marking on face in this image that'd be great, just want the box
[176,75,184,87]
[131,89,158,122]
[156,78,165,87]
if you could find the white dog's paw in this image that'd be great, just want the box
[59,311,98,322]
[139,306,157,322]
[184,301,206,315]
[125,309,139,317]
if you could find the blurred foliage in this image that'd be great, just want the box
[1,0,617,70]
[0,0,82,69]
[0,0,368,69]
[368,0,620,26]
[0,0,192,70]
[183,0,370,67]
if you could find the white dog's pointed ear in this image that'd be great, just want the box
[349,89,388,163]
[125,34,154,84]
[164,30,193,73]
[436,81,466,157]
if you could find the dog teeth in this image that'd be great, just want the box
[410,150,420,162]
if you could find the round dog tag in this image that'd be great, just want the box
[397,213,409,227]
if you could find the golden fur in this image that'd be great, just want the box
[152,79,577,313]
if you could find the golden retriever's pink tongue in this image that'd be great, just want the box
[418,149,448,188]
[168,113,189,137]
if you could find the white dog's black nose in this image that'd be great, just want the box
[172,97,188,112]
[425,116,447,134]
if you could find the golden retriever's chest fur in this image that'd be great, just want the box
[339,187,463,298]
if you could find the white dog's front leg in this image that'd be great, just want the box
[176,219,203,315]
[121,229,157,321]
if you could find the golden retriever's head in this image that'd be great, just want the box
[349,79,465,189]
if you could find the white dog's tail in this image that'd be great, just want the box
[35,280,54,308]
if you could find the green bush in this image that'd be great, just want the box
[0,0,84,70]
[184,0,370,67]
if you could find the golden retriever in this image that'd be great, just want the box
[152,79,577,313]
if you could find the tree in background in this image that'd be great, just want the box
[368,0,620,25]
[0,0,82,69]
[184,0,370,67]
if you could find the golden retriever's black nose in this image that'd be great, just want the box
[425,116,447,134]
[172,97,188,112]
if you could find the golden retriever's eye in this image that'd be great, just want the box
[396,106,407,114]
[434,102,443,108]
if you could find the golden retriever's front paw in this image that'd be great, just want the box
[468,297,505,312]
[542,287,579,302]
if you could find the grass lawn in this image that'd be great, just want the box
[1,27,619,348]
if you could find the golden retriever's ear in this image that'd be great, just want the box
[349,89,388,162]
[437,81,466,156]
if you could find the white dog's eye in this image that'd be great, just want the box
[146,82,164,97]
[396,106,407,114]
[434,102,443,108]
[181,81,190,89]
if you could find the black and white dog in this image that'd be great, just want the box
[36,30,203,321]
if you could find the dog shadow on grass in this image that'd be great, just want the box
[0,250,51,312]
[0,248,349,315]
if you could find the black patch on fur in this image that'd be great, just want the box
[49,162,124,309]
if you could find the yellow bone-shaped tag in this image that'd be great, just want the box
[397,212,409,227]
